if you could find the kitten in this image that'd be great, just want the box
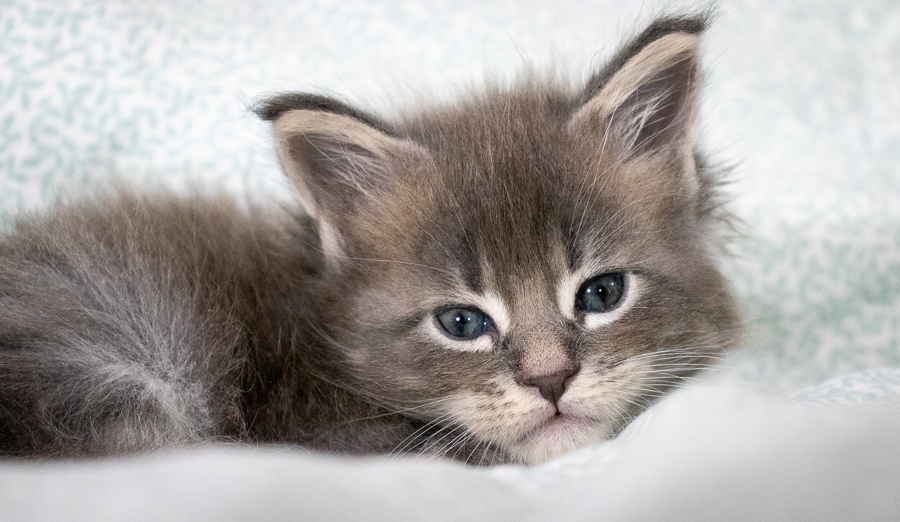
[0,15,739,465]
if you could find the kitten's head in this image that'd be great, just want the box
[258,16,740,465]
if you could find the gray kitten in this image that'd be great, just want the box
[0,16,739,465]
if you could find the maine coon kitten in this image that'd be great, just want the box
[0,15,739,465]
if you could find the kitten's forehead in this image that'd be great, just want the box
[412,91,630,225]
[436,198,581,322]
[392,88,665,308]
[401,100,584,266]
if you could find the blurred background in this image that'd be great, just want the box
[2,0,900,397]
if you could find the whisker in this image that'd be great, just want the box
[388,412,457,459]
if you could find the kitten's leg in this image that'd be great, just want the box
[0,257,233,457]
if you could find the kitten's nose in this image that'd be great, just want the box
[521,368,577,408]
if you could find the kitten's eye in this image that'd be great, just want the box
[435,307,493,340]
[575,273,625,313]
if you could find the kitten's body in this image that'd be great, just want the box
[0,194,434,457]
[0,16,739,465]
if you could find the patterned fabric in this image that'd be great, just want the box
[5,0,899,396]
[787,367,900,406]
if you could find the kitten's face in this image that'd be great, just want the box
[331,97,738,464]
[263,24,740,464]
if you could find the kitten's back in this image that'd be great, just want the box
[0,192,308,456]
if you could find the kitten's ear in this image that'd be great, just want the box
[256,94,427,258]
[570,16,706,161]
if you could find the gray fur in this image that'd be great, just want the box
[0,15,740,465]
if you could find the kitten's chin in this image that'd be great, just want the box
[507,414,612,465]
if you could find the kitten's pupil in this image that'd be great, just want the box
[575,273,625,313]
[436,307,492,340]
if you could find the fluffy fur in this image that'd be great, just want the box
[0,15,740,465]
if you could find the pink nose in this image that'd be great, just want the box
[521,368,577,408]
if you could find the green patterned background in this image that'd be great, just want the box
[2,0,900,400]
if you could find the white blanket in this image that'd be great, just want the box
[4,380,900,521]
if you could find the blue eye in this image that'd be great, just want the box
[435,307,493,340]
[575,273,625,313]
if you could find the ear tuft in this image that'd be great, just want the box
[254,92,395,136]
[582,14,709,101]
[260,94,428,261]
[570,14,708,159]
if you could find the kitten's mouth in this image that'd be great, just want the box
[529,412,583,441]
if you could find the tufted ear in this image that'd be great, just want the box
[570,17,706,162]
[256,94,428,259]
